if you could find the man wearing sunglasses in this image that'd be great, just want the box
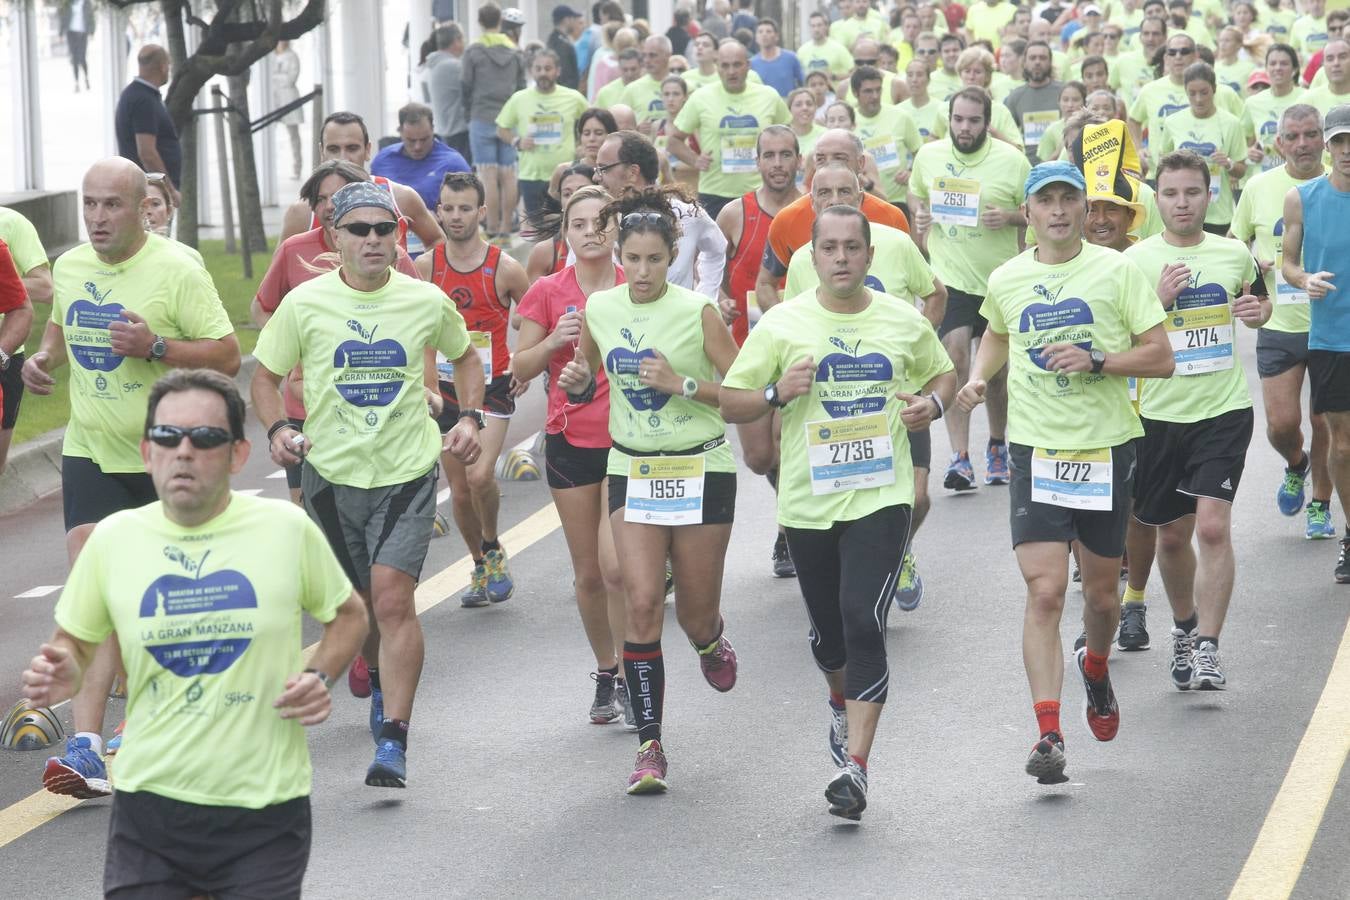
[252,180,484,790]
[1128,34,1245,171]
[22,159,240,800]
[23,369,366,899]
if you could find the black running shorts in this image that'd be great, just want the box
[1008,441,1137,558]
[1133,408,1254,525]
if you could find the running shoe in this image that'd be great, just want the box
[695,625,738,692]
[893,552,924,611]
[771,533,796,578]
[1073,630,1087,653]
[828,700,848,768]
[1339,536,1350,584]
[1170,627,1196,690]
[1191,641,1227,691]
[943,452,976,491]
[348,654,372,698]
[985,442,1010,485]
[105,720,125,757]
[589,672,621,724]
[616,677,637,730]
[369,689,384,742]
[825,760,868,820]
[1306,501,1336,540]
[460,563,489,608]
[1075,646,1120,741]
[1025,732,1068,785]
[483,548,514,603]
[43,736,112,799]
[626,740,668,794]
[365,740,407,788]
[1117,602,1150,651]
[1276,456,1309,516]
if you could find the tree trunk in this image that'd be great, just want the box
[227,64,268,253]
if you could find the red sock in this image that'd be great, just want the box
[1084,650,1109,682]
[829,691,845,708]
[1034,700,1061,737]
[849,753,867,771]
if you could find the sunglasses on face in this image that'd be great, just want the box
[339,220,399,237]
[854,58,879,66]
[146,424,235,450]
[1166,47,1195,56]
[916,48,938,55]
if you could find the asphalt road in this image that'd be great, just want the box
[0,340,1346,899]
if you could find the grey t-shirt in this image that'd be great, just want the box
[1004,81,1064,163]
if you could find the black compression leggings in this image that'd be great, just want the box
[785,504,912,704]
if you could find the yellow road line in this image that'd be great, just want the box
[1229,618,1350,900]
[0,502,562,850]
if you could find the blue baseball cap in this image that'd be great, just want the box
[1024,161,1087,199]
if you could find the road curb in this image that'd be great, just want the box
[0,356,260,517]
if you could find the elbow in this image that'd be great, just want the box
[1152,353,1176,379]
[219,347,242,377]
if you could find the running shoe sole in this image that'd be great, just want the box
[943,472,976,491]
[625,774,669,795]
[1025,739,1068,785]
[825,773,866,820]
[43,760,112,799]
[364,765,407,788]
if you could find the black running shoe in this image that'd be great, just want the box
[1117,602,1150,650]
[771,533,796,578]
[1338,537,1350,584]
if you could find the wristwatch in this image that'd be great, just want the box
[1089,349,1106,374]
[303,668,332,689]
[681,376,698,399]
[0,348,9,371]
[458,409,486,430]
[764,382,788,409]
[147,335,168,362]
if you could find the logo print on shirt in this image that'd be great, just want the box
[138,546,257,677]
[816,336,894,417]
[66,281,126,372]
[450,286,475,309]
[1019,282,1095,370]
[605,327,669,411]
[333,319,409,407]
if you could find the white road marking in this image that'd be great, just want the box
[236,489,264,496]
[266,469,287,479]
[13,585,62,599]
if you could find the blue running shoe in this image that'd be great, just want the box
[893,552,923,611]
[1306,500,1336,539]
[365,740,407,788]
[369,689,384,743]
[43,736,111,799]
[483,548,514,603]
[1277,456,1309,516]
[460,564,489,608]
[943,452,976,491]
[985,442,1010,485]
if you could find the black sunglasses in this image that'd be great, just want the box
[339,220,399,237]
[621,211,667,228]
[146,424,235,450]
[916,48,939,55]
[1165,47,1195,56]
[853,58,879,66]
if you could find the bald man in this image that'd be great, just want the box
[115,45,181,205]
[24,158,241,800]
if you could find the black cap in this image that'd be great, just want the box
[553,4,582,24]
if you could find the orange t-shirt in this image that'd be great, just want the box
[761,193,910,277]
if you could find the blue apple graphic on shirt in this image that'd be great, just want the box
[864,274,887,292]
[1019,284,1095,370]
[719,113,759,129]
[65,281,126,371]
[333,319,408,407]
[816,336,894,418]
[1179,139,1218,160]
[1176,279,1227,311]
[1158,102,1188,120]
[605,327,669,411]
[139,548,257,677]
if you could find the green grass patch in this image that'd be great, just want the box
[10,238,266,446]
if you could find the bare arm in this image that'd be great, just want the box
[134,134,174,188]
[1,296,33,356]
[1280,185,1335,298]
[396,185,447,252]
[277,201,313,247]
[20,628,100,707]
[919,275,948,331]
[666,130,702,168]
[164,334,241,375]
[21,264,53,304]
[300,592,368,683]
[250,364,305,466]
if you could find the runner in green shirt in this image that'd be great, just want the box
[1242,44,1307,175]
[911,88,1031,492]
[850,66,922,207]
[495,50,588,217]
[670,41,790,218]
[798,12,852,79]
[1228,103,1335,537]
[721,204,955,821]
[252,181,483,790]
[555,187,742,797]
[22,369,366,898]
[1123,150,1270,695]
[1152,63,1248,230]
[956,161,1173,785]
[23,158,241,801]
[620,35,673,134]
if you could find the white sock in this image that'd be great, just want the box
[75,731,103,755]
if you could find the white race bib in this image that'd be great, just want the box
[1031,447,1113,510]
[866,135,901,170]
[805,412,896,495]
[529,112,564,146]
[437,331,493,381]
[720,133,757,174]
[930,176,980,228]
[1165,303,1234,374]
[1022,110,1058,149]
[624,456,706,525]
[1274,248,1309,305]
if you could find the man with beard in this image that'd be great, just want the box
[1005,42,1064,164]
